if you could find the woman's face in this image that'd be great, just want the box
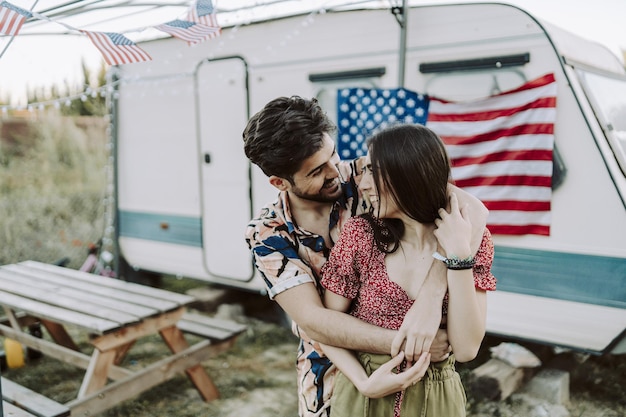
[359,152,400,219]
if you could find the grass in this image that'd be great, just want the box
[1,306,300,417]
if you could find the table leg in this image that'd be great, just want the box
[78,348,117,398]
[40,319,79,351]
[113,341,136,365]
[159,325,220,401]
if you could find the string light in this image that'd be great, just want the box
[0,80,124,113]
[1,2,341,114]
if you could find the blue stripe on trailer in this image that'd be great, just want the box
[492,246,626,309]
[118,211,202,247]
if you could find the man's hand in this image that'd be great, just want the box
[429,328,452,362]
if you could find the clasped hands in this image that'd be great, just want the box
[359,305,451,398]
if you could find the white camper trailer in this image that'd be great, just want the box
[111,2,626,354]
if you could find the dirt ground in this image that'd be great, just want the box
[2,287,625,417]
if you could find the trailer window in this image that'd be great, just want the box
[577,69,626,176]
[310,67,386,131]
[422,70,526,101]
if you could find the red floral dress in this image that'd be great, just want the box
[320,216,496,416]
[321,216,496,329]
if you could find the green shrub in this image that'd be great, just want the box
[0,115,108,269]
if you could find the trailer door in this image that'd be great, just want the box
[196,57,253,282]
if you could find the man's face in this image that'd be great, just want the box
[288,133,343,203]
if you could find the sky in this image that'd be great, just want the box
[1,0,625,107]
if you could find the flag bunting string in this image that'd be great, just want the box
[0,0,221,65]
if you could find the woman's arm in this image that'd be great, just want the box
[321,343,430,398]
[445,273,487,362]
[434,192,488,362]
[390,271,448,362]
[391,184,488,362]
[321,289,430,398]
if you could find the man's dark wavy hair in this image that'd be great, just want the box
[243,96,336,181]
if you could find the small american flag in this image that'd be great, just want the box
[0,1,31,36]
[336,87,429,159]
[187,0,220,30]
[81,31,151,66]
[427,73,557,236]
[155,19,220,45]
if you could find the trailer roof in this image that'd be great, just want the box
[17,0,622,75]
[15,0,384,39]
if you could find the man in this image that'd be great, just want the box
[243,96,488,417]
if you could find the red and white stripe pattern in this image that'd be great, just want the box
[81,31,151,66]
[186,0,220,36]
[0,1,31,36]
[155,19,220,45]
[427,73,557,235]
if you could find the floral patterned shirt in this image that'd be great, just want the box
[244,160,364,417]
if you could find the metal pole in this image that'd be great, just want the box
[0,352,3,417]
[397,0,408,88]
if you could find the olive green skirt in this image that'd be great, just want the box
[330,354,466,417]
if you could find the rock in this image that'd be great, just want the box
[521,368,570,405]
[509,393,570,417]
[186,287,230,312]
[472,393,570,417]
[469,358,528,401]
[490,342,542,368]
[215,303,247,322]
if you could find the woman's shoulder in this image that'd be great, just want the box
[345,214,377,231]
[340,215,377,243]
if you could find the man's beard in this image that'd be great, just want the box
[291,178,343,203]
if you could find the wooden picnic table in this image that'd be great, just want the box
[0,260,238,416]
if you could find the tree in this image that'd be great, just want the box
[60,59,107,117]
[23,59,108,117]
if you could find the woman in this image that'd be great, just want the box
[320,123,496,416]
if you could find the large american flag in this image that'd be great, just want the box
[0,1,31,36]
[336,73,557,236]
[187,0,220,30]
[81,31,152,66]
[155,19,220,45]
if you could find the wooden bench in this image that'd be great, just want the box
[176,312,247,343]
[1,377,70,417]
[3,400,37,417]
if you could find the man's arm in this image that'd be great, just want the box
[246,212,397,352]
[275,282,397,353]
[390,268,447,362]
[449,183,488,252]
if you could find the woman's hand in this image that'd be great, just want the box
[434,192,472,259]
[357,351,431,398]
